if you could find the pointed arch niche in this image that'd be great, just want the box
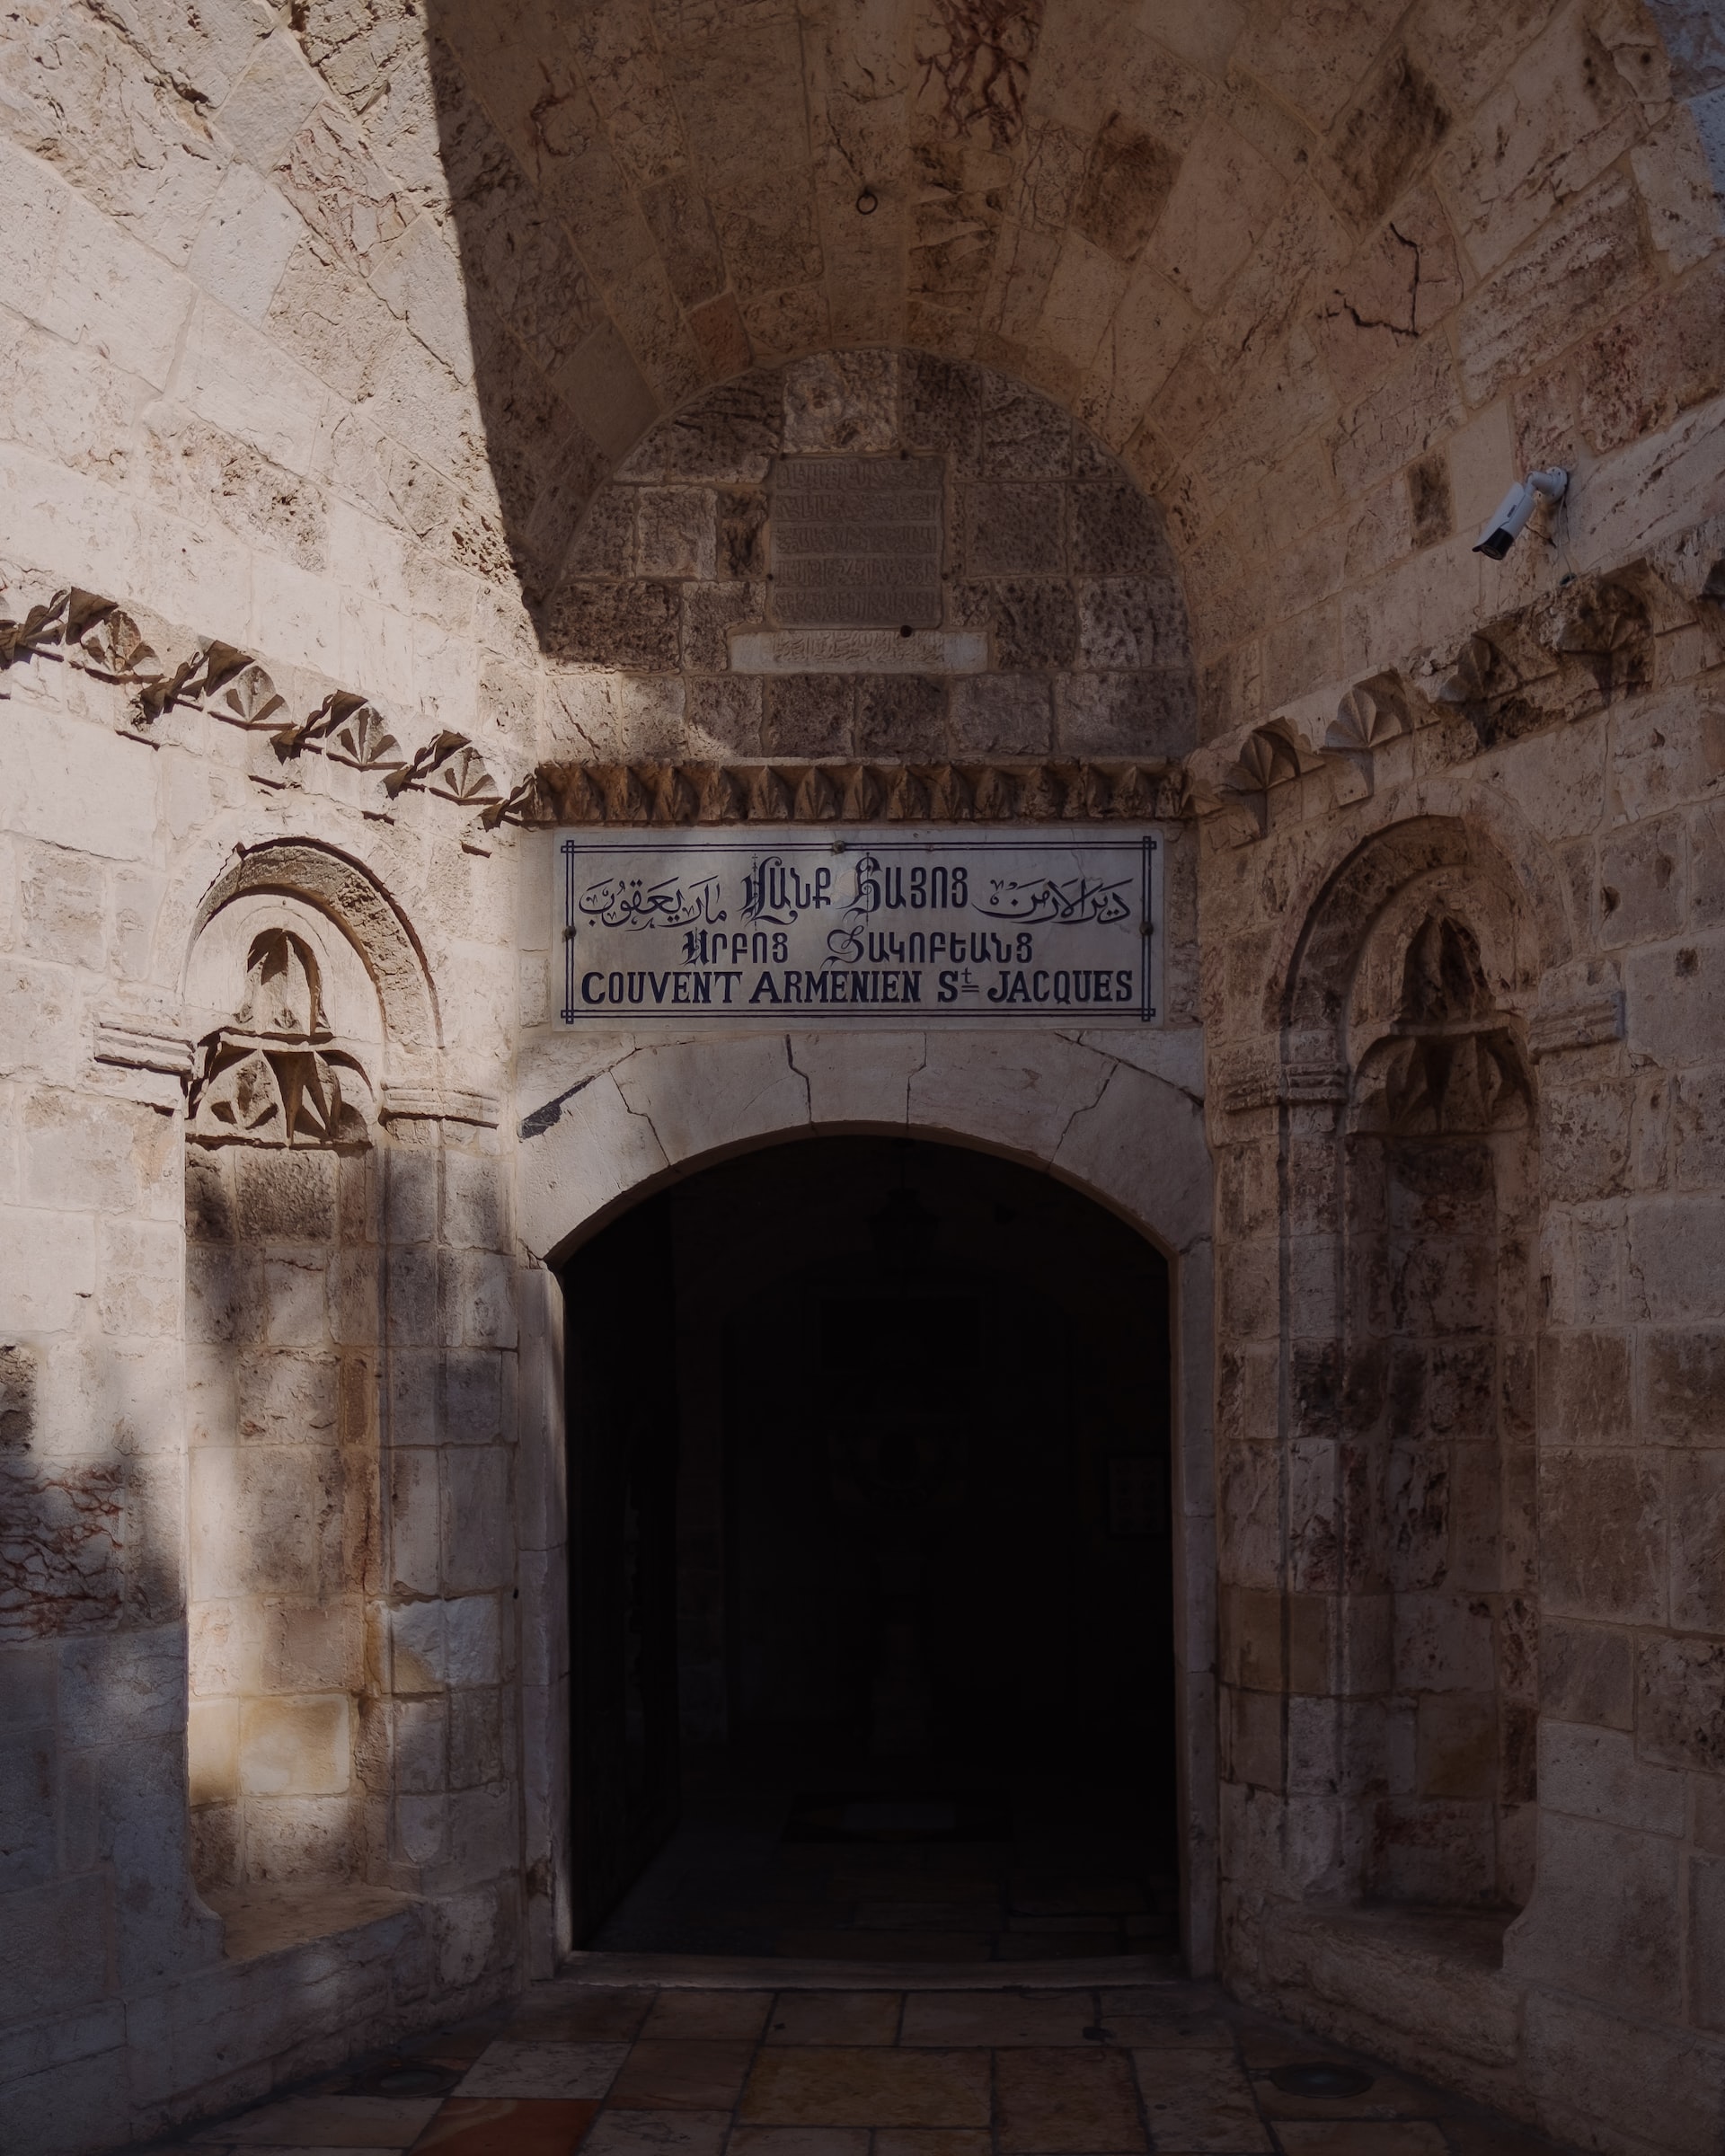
[181,892,386,1902]
[1344,897,1539,1907]
[1233,816,1551,1925]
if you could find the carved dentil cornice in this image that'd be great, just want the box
[523,758,1188,826]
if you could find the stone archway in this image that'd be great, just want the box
[512,1024,1216,1974]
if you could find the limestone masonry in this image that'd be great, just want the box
[1,0,1723,2152]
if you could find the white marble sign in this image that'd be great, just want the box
[558,827,1160,1025]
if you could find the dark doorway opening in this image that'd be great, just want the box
[561,1136,1179,1959]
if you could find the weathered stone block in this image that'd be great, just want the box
[17,840,105,970]
[992,579,1077,668]
[899,351,982,468]
[1512,1812,1681,2014]
[0,1727,57,1886]
[263,1602,358,1695]
[761,674,854,756]
[783,350,897,453]
[441,1449,511,1596]
[189,1447,343,1603]
[1457,174,1654,405]
[540,580,681,669]
[239,1693,349,1798]
[1069,481,1172,577]
[1537,1327,1631,1443]
[637,486,715,579]
[1540,1618,1634,1730]
[188,1696,240,1807]
[234,1151,339,1241]
[1643,1324,1725,1440]
[966,484,1066,574]
[856,676,945,757]
[682,580,761,671]
[1636,1634,1725,1772]
[1692,1855,1725,2035]
[1670,1449,1725,1635]
[263,1256,330,1348]
[686,675,763,755]
[1055,671,1194,756]
[948,674,1052,755]
[1630,1193,1725,1321]
[1541,1451,1667,1624]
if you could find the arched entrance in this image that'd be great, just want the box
[561,1136,1179,1960]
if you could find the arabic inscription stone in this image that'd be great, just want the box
[770,456,943,629]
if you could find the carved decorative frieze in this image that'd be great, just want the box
[394,731,502,808]
[181,643,288,728]
[282,690,404,773]
[188,928,371,1149]
[528,758,1186,826]
[1189,543,1725,843]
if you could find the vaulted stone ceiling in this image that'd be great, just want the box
[4,0,1719,738]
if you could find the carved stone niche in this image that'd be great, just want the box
[184,898,382,1149]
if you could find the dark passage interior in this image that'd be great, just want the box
[561,1137,1179,1961]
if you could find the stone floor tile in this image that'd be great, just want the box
[764,1993,904,2046]
[609,2040,756,2109]
[1439,2118,1571,2154]
[1227,2022,1366,2072]
[193,2096,443,2147]
[995,2046,1145,2153]
[872,2134,993,2156]
[410,2097,601,2153]
[642,1992,775,2040]
[739,2047,992,2127]
[726,2129,872,2156]
[1255,2063,1449,2122]
[1130,2052,1272,2153]
[457,2042,632,2100]
[580,2110,733,2156]
[1272,2127,1448,2154]
[1097,1989,1218,2016]
[498,1994,657,2042]
[1100,2014,1234,2049]
[900,1993,1098,2046]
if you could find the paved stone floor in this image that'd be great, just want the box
[153,1973,1572,2156]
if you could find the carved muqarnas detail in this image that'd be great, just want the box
[189,930,371,1148]
[1361,916,1530,1135]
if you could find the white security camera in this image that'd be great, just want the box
[1473,468,1569,560]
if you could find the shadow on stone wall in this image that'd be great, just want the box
[418,0,1200,776]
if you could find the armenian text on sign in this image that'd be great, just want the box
[558,830,1159,1024]
[770,456,943,628]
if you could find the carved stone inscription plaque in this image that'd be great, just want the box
[771,456,942,628]
[558,827,1160,1026]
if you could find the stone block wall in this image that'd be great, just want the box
[1197,498,1725,2154]
[538,355,1196,773]
[0,588,526,2149]
[0,0,1722,2150]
